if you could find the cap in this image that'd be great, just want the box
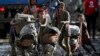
[43,26,61,36]
[20,23,37,40]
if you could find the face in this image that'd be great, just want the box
[49,34,58,43]
[38,10,45,20]
[43,33,58,43]
[58,5,64,11]
[23,6,29,14]
[21,39,33,47]
[78,16,84,22]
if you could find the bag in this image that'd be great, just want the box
[69,25,80,36]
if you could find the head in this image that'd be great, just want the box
[23,6,30,14]
[19,23,37,48]
[58,2,65,11]
[77,14,85,22]
[37,9,45,19]
[42,26,60,44]
[29,0,36,6]
[20,34,34,47]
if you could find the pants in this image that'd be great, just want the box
[85,11,98,39]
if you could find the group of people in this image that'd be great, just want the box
[9,0,99,56]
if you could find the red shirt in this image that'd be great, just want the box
[84,0,98,15]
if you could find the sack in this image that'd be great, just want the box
[69,25,80,36]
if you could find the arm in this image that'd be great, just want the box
[84,22,90,38]
[10,18,21,26]
[65,25,72,56]
[65,36,72,56]
[58,34,66,50]
[65,11,70,22]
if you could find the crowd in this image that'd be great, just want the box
[8,0,99,56]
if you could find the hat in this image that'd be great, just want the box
[20,23,37,40]
[43,26,61,36]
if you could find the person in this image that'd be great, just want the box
[10,5,30,26]
[9,5,31,44]
[53,2,70,29]
[38,26,64,56]
[10,0,37,34]
[48,0,59,19]
[10,21,38,56]
[52,2,72,56]
[61,0,83,26]
[77,14,96,54]
[35,6,52,32]
[9,7,37,55]
[9,6,31,55]
[83,0,99,39]
[58,22,81,56]
[28,0,37,17]
[10,0,37,26]
[22,6,30,14]
[96,0,100,31]
[63,0,83,12]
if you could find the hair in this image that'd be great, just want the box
[23,6,30,14]
[77,13,86,22]
[44,28,58,35]
[43,26,60,36]
[37,8,44,14]
[37,8,44,18]
[57,2,65,8]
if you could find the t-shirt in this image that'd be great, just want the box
[83,0,98,15]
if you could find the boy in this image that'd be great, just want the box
[58,21,81,56]
[77,14,96,54]
[38,26,64,56]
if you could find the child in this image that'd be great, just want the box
[38,26,64,56]
[58,21,81,56]
[77,13,96,54]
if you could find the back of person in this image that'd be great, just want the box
[63,0,83,24]
[77,22,89,42]
[83,0,98,15]
[64,0,82,13]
